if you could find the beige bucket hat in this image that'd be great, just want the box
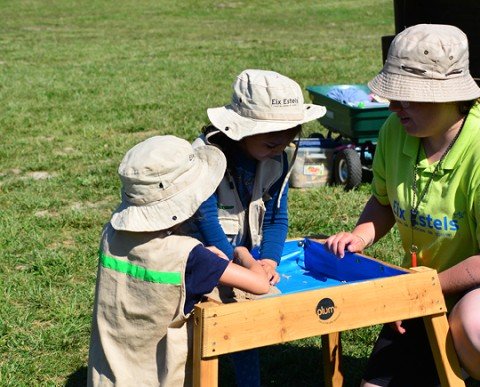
[110,135,226,232]
[368,24,480,103]
[207,69,326,140]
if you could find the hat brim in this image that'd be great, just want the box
[110,145,226,232]
[207,104,326,141]
[368,71,480,103]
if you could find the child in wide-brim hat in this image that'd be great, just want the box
[87,135,272,387]
[195,69,326,281]
[190,69,326,387]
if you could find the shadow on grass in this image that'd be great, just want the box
[66,352,480,386]
[65,366,87,386]
[220,343,367,387]
[65,349,366,387]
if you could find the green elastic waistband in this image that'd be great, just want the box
[99,252,182,285]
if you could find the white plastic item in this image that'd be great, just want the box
[288,144,332,188]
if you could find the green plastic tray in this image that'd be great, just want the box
[306,84,391,144]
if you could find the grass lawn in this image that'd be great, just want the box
[2,1,473,386]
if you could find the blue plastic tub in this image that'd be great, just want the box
[275,239,407,295]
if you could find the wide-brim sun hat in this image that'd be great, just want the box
[368,24,480,103]
[207,69,327,141]
[110,135,226,232]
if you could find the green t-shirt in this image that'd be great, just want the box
[372,104,480,274]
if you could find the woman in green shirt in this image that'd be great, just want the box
[326,24,480,384]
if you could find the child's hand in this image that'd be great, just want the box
[234,248,268,276]
[233,246,254,267]
[205,246,229,260]
[259,259,280,285]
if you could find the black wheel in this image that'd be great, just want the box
[333,148,362,190]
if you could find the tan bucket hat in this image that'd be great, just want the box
[110,135,226,232]
[207,69,326,140]
[368,24,480,103]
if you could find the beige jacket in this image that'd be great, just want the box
[88,224,200,387]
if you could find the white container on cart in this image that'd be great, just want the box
[287,138,334,188]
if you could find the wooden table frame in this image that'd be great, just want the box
[193,265,465,386]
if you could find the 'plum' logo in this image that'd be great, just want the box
[316,298,335,321]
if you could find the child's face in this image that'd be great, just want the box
[240,130,297,161]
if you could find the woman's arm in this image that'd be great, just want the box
[438,254,480,295]
[440,182,480,295]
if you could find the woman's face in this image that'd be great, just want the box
[240,130,297,161]
[388,100,459,138]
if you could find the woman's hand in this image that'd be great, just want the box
[325,232,369,258]
[388,320,406,334]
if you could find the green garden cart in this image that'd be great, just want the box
[306,84,390,190]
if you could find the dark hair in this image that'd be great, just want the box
[201,124,236,152]
[202,123,302,168]
[283,124,303,138]
[202,124,302,149]
[459,99,479,115]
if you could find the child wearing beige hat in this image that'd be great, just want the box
[193,69,326,281]
[189,68,326,386]
[87,135,272,386]
[325,24,480,384]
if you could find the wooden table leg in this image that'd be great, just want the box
[423,314,465,387]
[193,310,219,387]
[192,355,218,387]
[322,332,343,387]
